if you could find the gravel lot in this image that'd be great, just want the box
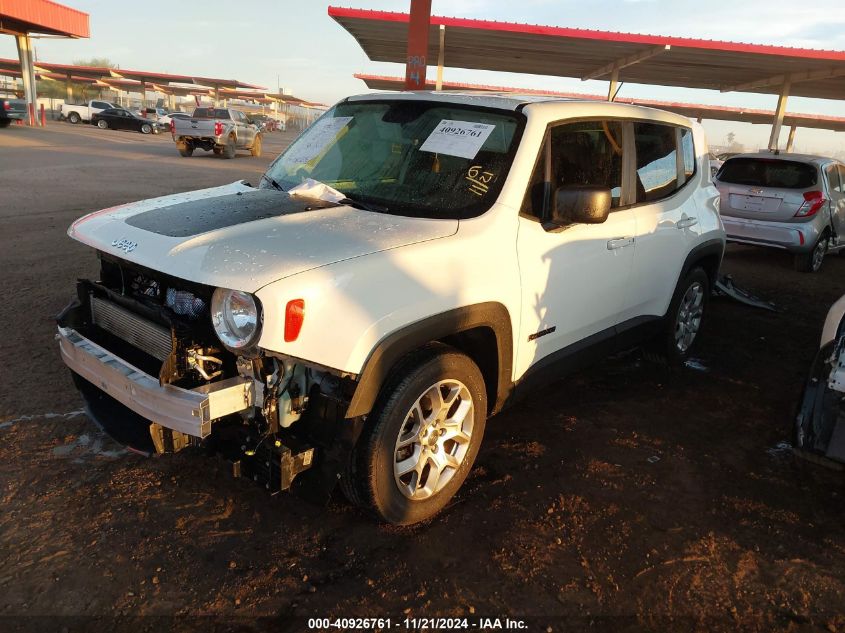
[1,122,844,632]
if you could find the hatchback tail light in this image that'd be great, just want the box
[214,121,223,136]
[284,299,305,343]
[3,101,10,111]
[795,191,827,217]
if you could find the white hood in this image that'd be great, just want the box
[68,181,458,292]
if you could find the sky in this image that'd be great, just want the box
[4,0,845,154]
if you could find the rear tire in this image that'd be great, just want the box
[178,145,194,157]
[140,123,152,135]
[794,234,828,273]
[645,267,710,366]
[344,346,487,525]
[222,135,236,159]
[250,134,262,157]
[0,120,10,128]
[68,112,80,124]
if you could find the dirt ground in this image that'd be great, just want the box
[1,123,844,632]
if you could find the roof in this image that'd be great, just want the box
[346,89,544,110]
[345,89,698,128]
[330,6,845,101]
[0,0,89,38]
[724,152,837,165]
[356,74,845,133]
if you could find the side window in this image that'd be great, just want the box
[680,128,695,183]
[826,164,842,194]
[521,121,625,221]
[838,165,845,193]
[634,122,679,203]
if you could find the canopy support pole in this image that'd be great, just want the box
[786,125,797,152]
[214,85,220,107]
[768,76,791,151]
[607,66,619,101]
[435,24,445,90]
[404,0,432,90]
[15,34,38,126]
[65,72,73,103]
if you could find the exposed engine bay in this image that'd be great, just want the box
[795,318,845,465]
[57,253,361,496]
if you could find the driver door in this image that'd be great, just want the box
[515,119,637,379]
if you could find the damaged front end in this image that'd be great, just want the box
[795,311,845,466]
[57,253,362,496]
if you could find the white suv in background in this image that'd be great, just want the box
[57,93,725,525]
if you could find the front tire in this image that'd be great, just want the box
[646,267,709,365]
[794,234,828,273]
[250,134,262,157]
[345,347,487,525]
[96,119,108,129]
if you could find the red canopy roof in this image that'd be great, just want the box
[330,6,845,100]
[355,73,845,133]
[0,58,265,90]
[0,0,89,38]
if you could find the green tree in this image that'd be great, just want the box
[71,57,116,69]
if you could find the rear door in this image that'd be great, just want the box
[624,123,699,321]
[833,165,845,239]
[715,157,819,221]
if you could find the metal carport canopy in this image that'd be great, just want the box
[328,6,845,101]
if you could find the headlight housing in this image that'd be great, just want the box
[211,288,261,350]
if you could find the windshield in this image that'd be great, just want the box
[717,157,817,189]
[262,99,525,219]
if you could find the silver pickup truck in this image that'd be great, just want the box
[171,107,262,159]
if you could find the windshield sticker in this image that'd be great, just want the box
[420,120,496,160]
[466,165,495,197]
[285,116,353,164]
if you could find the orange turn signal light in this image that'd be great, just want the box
[284,299,305,342]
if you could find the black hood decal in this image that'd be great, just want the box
[125,188,340,238]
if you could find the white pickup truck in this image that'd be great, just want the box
[57,92,725,524]
[61,99,116,124]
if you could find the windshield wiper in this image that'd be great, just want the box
[261,174,285,191]
[340,193,389,214]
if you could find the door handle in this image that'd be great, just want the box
[677,217,699,229]
[607,237,635,250]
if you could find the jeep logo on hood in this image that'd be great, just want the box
[111,238,138,253]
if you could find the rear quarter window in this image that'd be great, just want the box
[717,158,817,189]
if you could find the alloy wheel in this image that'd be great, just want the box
[393,379,474,500]
[675,282,705,353]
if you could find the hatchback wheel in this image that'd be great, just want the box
[342,346,487,525]
[795,235,828,273]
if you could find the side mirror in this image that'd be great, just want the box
[551,185,611,226]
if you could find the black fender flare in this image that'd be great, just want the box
[678,238,725,287]
[345,302,513,418]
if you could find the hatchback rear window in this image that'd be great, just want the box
[717,157,817,188]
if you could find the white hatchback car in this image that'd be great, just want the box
[58,93,725,524]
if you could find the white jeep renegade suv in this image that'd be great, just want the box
[57,92,725,524]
